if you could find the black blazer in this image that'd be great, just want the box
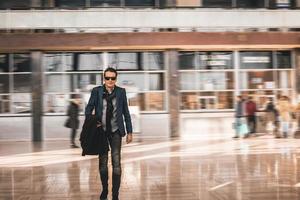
[85,85,133,137]
[80,115,109,156]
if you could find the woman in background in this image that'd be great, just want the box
[277,96,293,138]
[66,95,81,148]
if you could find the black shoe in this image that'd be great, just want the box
[112,196,119,200]
[232,136,239,139]
[70,144,79,148]
[100,190,108,200]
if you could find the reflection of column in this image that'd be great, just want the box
[168,145,181,200]
[295,49,300,95]
[166,50,180,137]
[31,51,44,141]
[68,162,81,198]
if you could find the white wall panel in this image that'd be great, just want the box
[1,10,300,29]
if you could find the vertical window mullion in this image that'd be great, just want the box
[9,54,13,113]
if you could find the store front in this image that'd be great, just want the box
[179,50,294,112]
[0,32,299,140]
[0,49,295,140]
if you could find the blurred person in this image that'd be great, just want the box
[277,96,293,138]
[246,96,257,136]
[233,95,248,138]
[85,67,133,200]
[264,97,280,138]
[66,95,81,148]
[294,102,300,138]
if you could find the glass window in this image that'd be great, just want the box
[149,73,164,90]
[0,54,9,72]
[198,52,233,70]
[11,93,31,114]
[271,0,292,8]
[125,0,155,6]
[237,0,265,8]
[108,53,141,70]
[140,93,165,111]
[202,0,232,7]
[66,74,103,92]
[44,54,64,72]
[118,73,145,90]
[240,52,272,69]
[55,0,85,7]
[45,75,64,92]
[0,1,30,9]
[13,74,31,93]
[295,0,300,8]
[276,51,291,69]
[180,72,197,90]
[143,52,164,70]
[0,95,10,113]
[179,52,196,70]
[127,92,140,107]
[44,53,74,72]
[199,72,234,90]
[176,0,201,7]
[0,75,9,93]
[181,92,199,110]
[217,92,234,109]
[44,94,67,113]
[182,91,234,110]
[277,70,292,88]
[78,53,103,71]
[199,92,217,109]
[90,0,121,6]
[239,71,274,90]
[13,54,30,72]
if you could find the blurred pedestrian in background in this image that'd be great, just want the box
[277,95,293,138]
[246,96,257,136]
[66,94,81,148]
[233,95,248,138]
[264,97,280,138]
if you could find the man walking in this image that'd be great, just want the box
[246,96,257,136]
[85,67,133,200]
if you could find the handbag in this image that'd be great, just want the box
[238,118,249,136]
[64,118,71,128]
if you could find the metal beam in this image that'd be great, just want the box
[1,32,300,51]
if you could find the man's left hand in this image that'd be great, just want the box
[126,133,133,144]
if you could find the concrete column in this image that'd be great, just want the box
[166,50,180,137]
[31,51,43,141]
[295,49,300,95]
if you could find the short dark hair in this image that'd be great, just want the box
[104,67,118,77]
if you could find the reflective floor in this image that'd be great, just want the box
[1,135,300,200]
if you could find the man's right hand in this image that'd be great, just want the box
[96,121,102,127]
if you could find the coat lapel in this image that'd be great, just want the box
[98,86,103,117]
[115,86,121,110]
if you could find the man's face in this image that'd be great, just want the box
[104,71,117,89]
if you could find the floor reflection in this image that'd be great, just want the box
[1,136,300,199]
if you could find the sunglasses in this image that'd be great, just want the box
[104,76,117,81]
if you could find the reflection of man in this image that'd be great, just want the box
[85,67,133,200]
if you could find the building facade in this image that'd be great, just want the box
[0,0,300,140]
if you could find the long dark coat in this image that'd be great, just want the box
[80,115,109,156]
[67,102,80,129]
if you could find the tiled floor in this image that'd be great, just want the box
[1,135,300,200]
